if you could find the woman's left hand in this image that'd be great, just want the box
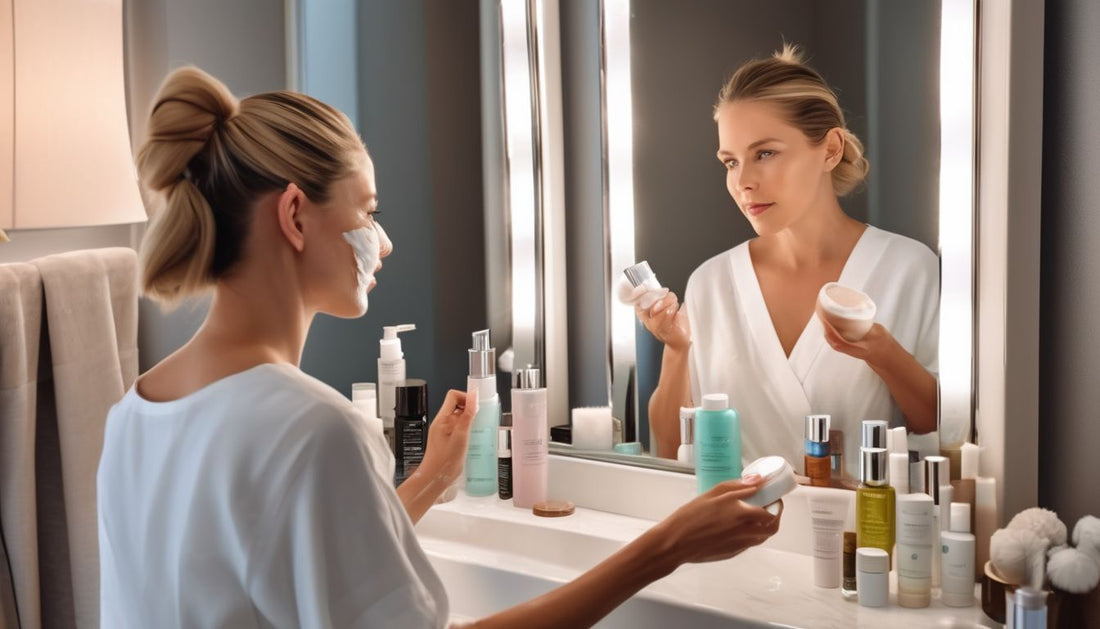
[420,387,479,486]
[820,319,895,367]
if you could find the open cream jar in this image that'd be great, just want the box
[741,456,797,515]
[816,282,877,342]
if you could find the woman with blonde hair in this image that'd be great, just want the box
[97,66,781,627]
[639,45,939,468]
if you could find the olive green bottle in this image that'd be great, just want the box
[856,447,896,561]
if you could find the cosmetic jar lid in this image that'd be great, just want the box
[624,261,655,287]
[515,366,541,389]
[805,414,831,442]
[924,455,950,504]
[498,426,511,456]
[857,547,890,574]
[394,379,428,417]
[818,282,876,319]
[533,499,575,518]
[861,447,889,485]
[740,456,796,515]
[861,420,889,449]
[701,393,728,411]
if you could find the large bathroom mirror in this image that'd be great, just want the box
[492,0,976,479]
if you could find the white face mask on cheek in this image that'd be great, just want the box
[341,225,381,312]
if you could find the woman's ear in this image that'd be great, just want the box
[276,183,307,252]
[824,128,845,172]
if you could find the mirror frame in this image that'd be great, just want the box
[498,0,1042,517]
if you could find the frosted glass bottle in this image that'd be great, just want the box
[465,330,500,496]
[511,367,548,508]
[694,393,741,494]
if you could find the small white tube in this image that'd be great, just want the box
[961,442,980,479]
[889,452,910,494]
[890,426,909,455]
[808,492,851,588]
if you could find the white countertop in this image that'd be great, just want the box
[418,492,998,629]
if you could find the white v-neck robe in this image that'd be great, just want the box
[684,226,939,473]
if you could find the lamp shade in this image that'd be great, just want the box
[2,0,145,230]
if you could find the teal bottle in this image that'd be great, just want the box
[694,393,742,494]
[465,330,501,496]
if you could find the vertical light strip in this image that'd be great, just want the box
[603,0,637,393]
[500,0,540,371]
[938,0,977,448]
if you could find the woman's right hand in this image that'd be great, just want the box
[652,475,782,566]
[636,291,692,352]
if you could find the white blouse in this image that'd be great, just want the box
[684,226,939,472]
[97,363,448,628]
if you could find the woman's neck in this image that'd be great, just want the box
[753,201,865,271]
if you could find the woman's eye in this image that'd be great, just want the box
[757,150,775,160]
[723,159,738,170]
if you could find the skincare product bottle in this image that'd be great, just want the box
[512,367,548,509]
[829,429,845,478]
[695,393,742,494]
[498,423,512,500]
[889,452,910,494]
[804,414,831,487]
[896,493,934,608]
[842,532,858,597]
[856,547,890,608]
[623,260,669,309]
[941,502,976,607]
[393,379,428,487]
[677,407,695,465]
[925,454,951,586]
[808,492,850,588]
[351,382,382,429]
[1010,586,1048,629]
[861,420,888,483]
[857,447,896,560]
[975,476,998,580]
[465,329,501,496]
[378,323,416,445]
[952,442,979,546]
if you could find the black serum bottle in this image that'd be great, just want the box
[393,379,428,487]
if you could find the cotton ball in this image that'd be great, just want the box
[1072,515,1100,564]
[1047,546,1100,594]
[991,527,1048,585]
[615,275,643,305]
[1008,507,1068,546]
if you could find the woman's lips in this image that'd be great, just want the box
[746,202,773,217]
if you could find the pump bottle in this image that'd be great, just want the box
[378,324,415,449]
[465,329,501,496]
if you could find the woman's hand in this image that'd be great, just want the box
[820,319,896,367]
[652,475,782,566]
[636,292,692,352]
[419,387,479,486]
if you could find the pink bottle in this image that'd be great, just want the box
[511,366,548,509]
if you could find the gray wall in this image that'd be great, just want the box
[1039,0,1100,524]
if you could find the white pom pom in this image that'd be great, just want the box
[1048,546,1100,594]
[615,275,642,305]
[991,528,1048,585]
[1008,507,1068,546]
[1072,515,1100,564]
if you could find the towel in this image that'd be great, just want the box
[32,247,138,629]
[0,262,44,629]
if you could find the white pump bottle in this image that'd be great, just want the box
[378,324,416,450]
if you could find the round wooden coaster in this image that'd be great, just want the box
[532,499,575,517]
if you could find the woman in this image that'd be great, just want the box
[96,66,781,627]
[639,45,939,468]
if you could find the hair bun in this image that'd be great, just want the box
[136,66,240,193]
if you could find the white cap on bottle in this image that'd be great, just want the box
[950,502,972,533]
[701,393,728,411]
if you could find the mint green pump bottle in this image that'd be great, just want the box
[694,393,742,494]
[465,330,501,496]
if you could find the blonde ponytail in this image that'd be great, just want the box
[135,66,365,305]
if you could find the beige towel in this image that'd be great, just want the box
[32,248,138,629]
[0,263,44,629]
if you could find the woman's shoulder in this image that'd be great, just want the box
[686,242,749,293]
[868,226,938,277]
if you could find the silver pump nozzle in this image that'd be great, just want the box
[468,329,496,378]
[624,261,656,287]
[516,365,541,389]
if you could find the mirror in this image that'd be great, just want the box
[496,0,976,479]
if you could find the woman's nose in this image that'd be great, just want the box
[375,223,394,258]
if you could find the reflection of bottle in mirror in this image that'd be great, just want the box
[623,261,669,309]
[857,447,896,561]
[695,393,741,494]
[393,379,428,487]
[512,367,548,509]
[804,414,831,487]
[497,423,512,500]
[677,407,695,466]
[465,329,501,497]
